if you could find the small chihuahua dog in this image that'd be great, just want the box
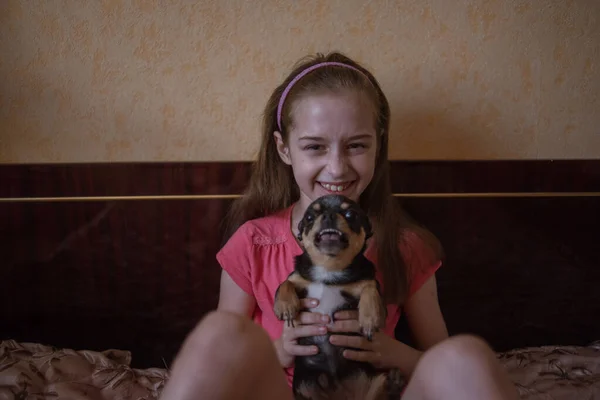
[274,194,404,400]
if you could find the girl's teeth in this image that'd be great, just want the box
[322,183,347,192]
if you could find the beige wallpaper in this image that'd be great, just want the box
[0,0,598,163]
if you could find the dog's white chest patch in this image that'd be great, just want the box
[310,265,346,282]
[306,283,346,321]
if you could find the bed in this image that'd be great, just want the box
[1,160,599,399]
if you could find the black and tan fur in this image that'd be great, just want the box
[274,194,405,399]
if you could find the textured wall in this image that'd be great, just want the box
[0,0,598,163]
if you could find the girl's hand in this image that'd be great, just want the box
[274,298,330,368]
[328,310,407,370]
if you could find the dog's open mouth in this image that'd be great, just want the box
[315,228,348,248]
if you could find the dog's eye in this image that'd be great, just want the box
[306,214,314,222]
[344,210,356,221]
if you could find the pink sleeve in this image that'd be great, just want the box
[216,224,255,296]
[400,230,443,298]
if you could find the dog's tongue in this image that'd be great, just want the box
[320,232,340,242]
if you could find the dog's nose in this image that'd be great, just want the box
[322,212,334,222]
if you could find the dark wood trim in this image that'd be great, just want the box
[1,161,599,368]
[1,160,598,198]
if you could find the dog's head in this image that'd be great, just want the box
[297,195,372,270]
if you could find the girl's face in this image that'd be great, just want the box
[274,90,378,214]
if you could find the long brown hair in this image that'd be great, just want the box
[221,52,443,305]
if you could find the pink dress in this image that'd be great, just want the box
[216,205,442,387]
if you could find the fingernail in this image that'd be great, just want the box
[321,315,329,322]
[318,327,326,333]
[312,346,318,354]
[310,300,318,306]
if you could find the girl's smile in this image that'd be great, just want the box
[317,181,356,196]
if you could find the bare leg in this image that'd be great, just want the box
[159,310,293,400]
[403,335,519,400]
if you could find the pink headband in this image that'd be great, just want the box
[276,61,370,131]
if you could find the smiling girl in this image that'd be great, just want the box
[159,52,518,400]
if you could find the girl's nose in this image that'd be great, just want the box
[327,152,349,178]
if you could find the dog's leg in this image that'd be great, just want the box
[274,271,311,327]
[274,280,301,327]
[357,281,387,340]
[342,280,386,341]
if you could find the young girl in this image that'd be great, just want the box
[160,52,518,400]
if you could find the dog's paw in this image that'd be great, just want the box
[358,310,383,341]
[360,325,377,341]
[274,296,300,328]
[274,281,301,327]
[358,296,386,341]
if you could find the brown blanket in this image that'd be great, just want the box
[1,339,599,399]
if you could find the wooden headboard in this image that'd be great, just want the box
[1,160,599,369]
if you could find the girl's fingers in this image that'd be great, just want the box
[334,310,358,320]
[300,298,319,309]
[287,343,319,356]
[342,348,381,363]
[286,324,327,340]
[327,319,360,333]
[296,311,330,325]
[329,334,371,350]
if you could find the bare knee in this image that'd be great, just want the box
[182,310,268,358]
[425,334,496,366]
[162,312,288,400]
[414,334,501,381]
[187,311,255,345]
[407,335,518,400]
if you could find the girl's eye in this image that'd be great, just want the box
[304,144,323,151]
[348,142,366,150]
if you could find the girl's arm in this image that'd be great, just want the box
[382,275,449,375]
[384,274,449,376]
[403,274,449,350]
[217,270,324,368]
[217,271,288,365]
[217,271,256,317]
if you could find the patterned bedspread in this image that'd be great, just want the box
[501,341,600,399]
[1,339,599,399]
[0,340,167,399]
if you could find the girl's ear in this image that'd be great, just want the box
[273,131,292,165]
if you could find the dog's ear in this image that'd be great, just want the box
[297,211,317,243]
[297,218,305,242]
